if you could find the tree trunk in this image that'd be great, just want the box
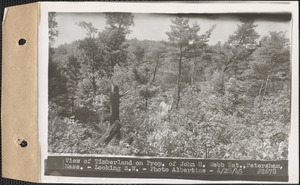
[91,64,97,106]
[109,55,115,78]
[92,64,96,96]
[92,77,96,104]
[97,120,122,146]
[145,98,148,108]
[176,47,183,109]
[263,74,270,96]
[71,96,75,114]
[145,86,148,108]
[234,61,238,78]
[152,53,160,82]
[191,60,196,85]
[110,84,121,141]
[258,80,264,96]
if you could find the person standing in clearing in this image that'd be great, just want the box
[159,94,173,124]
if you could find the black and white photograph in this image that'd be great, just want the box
[0,1,297,183]
[48,12,291,160]
[36,1,300,182]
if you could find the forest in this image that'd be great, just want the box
[48,13,290,160]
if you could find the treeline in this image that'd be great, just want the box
[48,13,290,160]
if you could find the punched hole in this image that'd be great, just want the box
[18,38,26,45]
[17,139,28,147]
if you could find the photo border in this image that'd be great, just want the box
[38,1,299,183]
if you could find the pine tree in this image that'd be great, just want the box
[166,17,214,109]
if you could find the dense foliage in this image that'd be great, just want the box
[48,13,290,160]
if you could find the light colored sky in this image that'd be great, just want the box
[52,13,291,48]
